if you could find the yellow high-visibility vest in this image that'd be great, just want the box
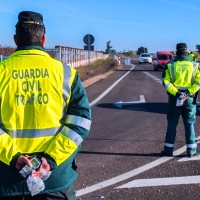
[163,60,200,96]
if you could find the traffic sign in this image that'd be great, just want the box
[83,34,95,45]
[84,45,94,51]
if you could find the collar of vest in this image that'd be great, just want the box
[15,45,45,52]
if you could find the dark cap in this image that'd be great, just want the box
[176,43,187,50]
[16,11,44,27]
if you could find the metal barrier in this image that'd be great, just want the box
[54,46,108,68]
[0,55,8,61]
[1,46,109,68]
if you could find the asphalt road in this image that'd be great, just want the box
[75,60,200,200]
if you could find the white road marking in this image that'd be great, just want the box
[143,72,162,84]
[178,155,200,162]
[76,146,186,197]
[114,95,145,108]
[89,65,135,107]
[116,175,200,188]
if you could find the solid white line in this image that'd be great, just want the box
[89,65,135,106]
[116,175,200,188]
[76,146,187,197]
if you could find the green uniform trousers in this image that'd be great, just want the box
[164,95,197,155]
[0,182,76,200]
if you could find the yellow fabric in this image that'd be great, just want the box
[164,61,200,96]
[0,49,77,165]
[45,132,78,165]
[0,134,21,165]
[188,53,195,61]
[0,50,64,130]
[14,136,54,153]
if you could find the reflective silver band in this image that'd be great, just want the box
[195,81,200,87]
[65,115,91,130]
[170,62,176,83]
[6,127,59,138]
[61,126,83,146]
[176,86,188,90]
[187,143,197,148]
[191,63,197,82]
[165,82,171,89]
[62,65,72,102]
[164,143,174,148]
[0,128,4,135]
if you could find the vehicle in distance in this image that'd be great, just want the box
[153,51,173,71]
[139,53,153,64]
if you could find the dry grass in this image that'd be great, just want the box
[76,56,120,82]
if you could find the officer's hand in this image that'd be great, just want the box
[176,91,183,98]
[31,157,51,180]
[185,90,190,96]
[16,155,32,170]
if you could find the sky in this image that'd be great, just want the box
[1,0,200,53]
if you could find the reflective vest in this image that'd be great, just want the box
[188,53,196,61]
[163,60,200,96]
[0,49,91,196]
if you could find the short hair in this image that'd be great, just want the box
[15,11,45,47]
[15,23,45,47]
[176,48,188,56]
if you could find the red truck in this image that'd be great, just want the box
[153,51,173,71]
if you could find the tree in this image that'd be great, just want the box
[124,50,134,57]
[0,45,15,56]
[137,47,148,55]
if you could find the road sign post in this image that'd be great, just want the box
[83,34,95,72]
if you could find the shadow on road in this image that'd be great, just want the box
[79,150,162,157]
[79,150,187,158]
[97,102,167,114]
[97,102,200,115]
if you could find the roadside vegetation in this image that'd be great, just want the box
[76,56,120,82]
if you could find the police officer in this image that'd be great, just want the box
[188,51,196,61]
[0,11,91,199]
[161,43,200,157]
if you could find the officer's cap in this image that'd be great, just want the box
[16,11,44,27]
[176,43,187,50]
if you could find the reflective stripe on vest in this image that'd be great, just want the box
[64,115,91,130]
[164,82,171,90]
[170,61,176,83]
[62,65,72,102]
[0,128,4,135]
[5,127,59,138]
[60,126,83,146]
